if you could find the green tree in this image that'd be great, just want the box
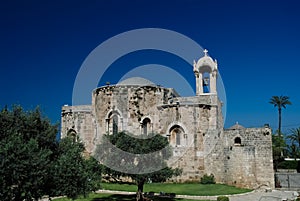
[269,95,292,136]
[287,143,299,159]
[50,138,102,200]
[94,132,181,201]
[0,106,58,201]
[287,128,300,148]
[0,105,102,201]
[272,134,287,172]
[287,127,300,172]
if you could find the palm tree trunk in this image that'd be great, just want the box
[278,107,282,136]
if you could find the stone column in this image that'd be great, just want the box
[210,71,217,94]
[195,72,199,95]
[199,73,203,94]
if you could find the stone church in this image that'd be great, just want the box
[61,50,274,189]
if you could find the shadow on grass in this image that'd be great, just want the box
[91,194,178,201]
[91,194,134,200]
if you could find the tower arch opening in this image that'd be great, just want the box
[203,72,210,93]
[106,110,122,135]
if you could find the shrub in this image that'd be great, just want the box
[277,160,298,169]
[200,174,216,184]
[217,196,229,201]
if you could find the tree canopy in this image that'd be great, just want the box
[94,132,181,201]
[272,127,300,173]
[0,105,102,201]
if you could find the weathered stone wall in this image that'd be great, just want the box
[223,127,274,188]
[92,85,173,137]
[90,85,223,182]
[276,172,300,190]
[60,84,274,189]
[61,105,95,154]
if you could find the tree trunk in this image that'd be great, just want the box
[278,107,282,136]
[136,179,145,201]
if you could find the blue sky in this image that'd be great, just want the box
[0,0,300,134]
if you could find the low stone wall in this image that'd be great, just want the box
[275,172,300,191]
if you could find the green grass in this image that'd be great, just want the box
[101,182,251,196]
[54,183,251,201]
[54,193,211,201]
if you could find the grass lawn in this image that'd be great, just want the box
[54,193,211,201]
[101,182,252,196]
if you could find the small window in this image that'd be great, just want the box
[67,129,77,143]
[234,137,241,145]
[142,118,151,135]
[112,115,118,135]
[169,125,184,146]
[106,111,121,135]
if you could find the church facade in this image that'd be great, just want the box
[61,50,274,189]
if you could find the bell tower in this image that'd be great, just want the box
[193,49,218,95]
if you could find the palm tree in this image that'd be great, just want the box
[287,128,300,148]
[269,95,292,136]
[287,128,300,172]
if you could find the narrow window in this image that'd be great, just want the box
[234,137,241,145]
[142,118,151,135]
[169,125,184,146]
[112,115,118,135]
[176,131,181,145]
[106,111,121,135]
[67,129,77,143]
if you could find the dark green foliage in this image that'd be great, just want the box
[94,132,181,197]
[277,160,298,169]
[287,128,300,148]
[105,132,171,155]
[84,157,103,192]
[50,138,102,199]
[0,106,58,201]
[0,105,102,201]
[200,174,216,184]
[286,128,300,172]
[217,196,229,201]
[272,135,286,171]
[272,127,300,172]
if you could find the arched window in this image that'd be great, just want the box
[169,125,185,146]
[112,115,118,135]
[234,137,241,145]
[141,118,151,135]
[106,111,121,135]
[67,129,77,142]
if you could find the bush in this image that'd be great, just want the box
[200,174,216,184]
[277,160,298,169]
[217,196,229,201]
